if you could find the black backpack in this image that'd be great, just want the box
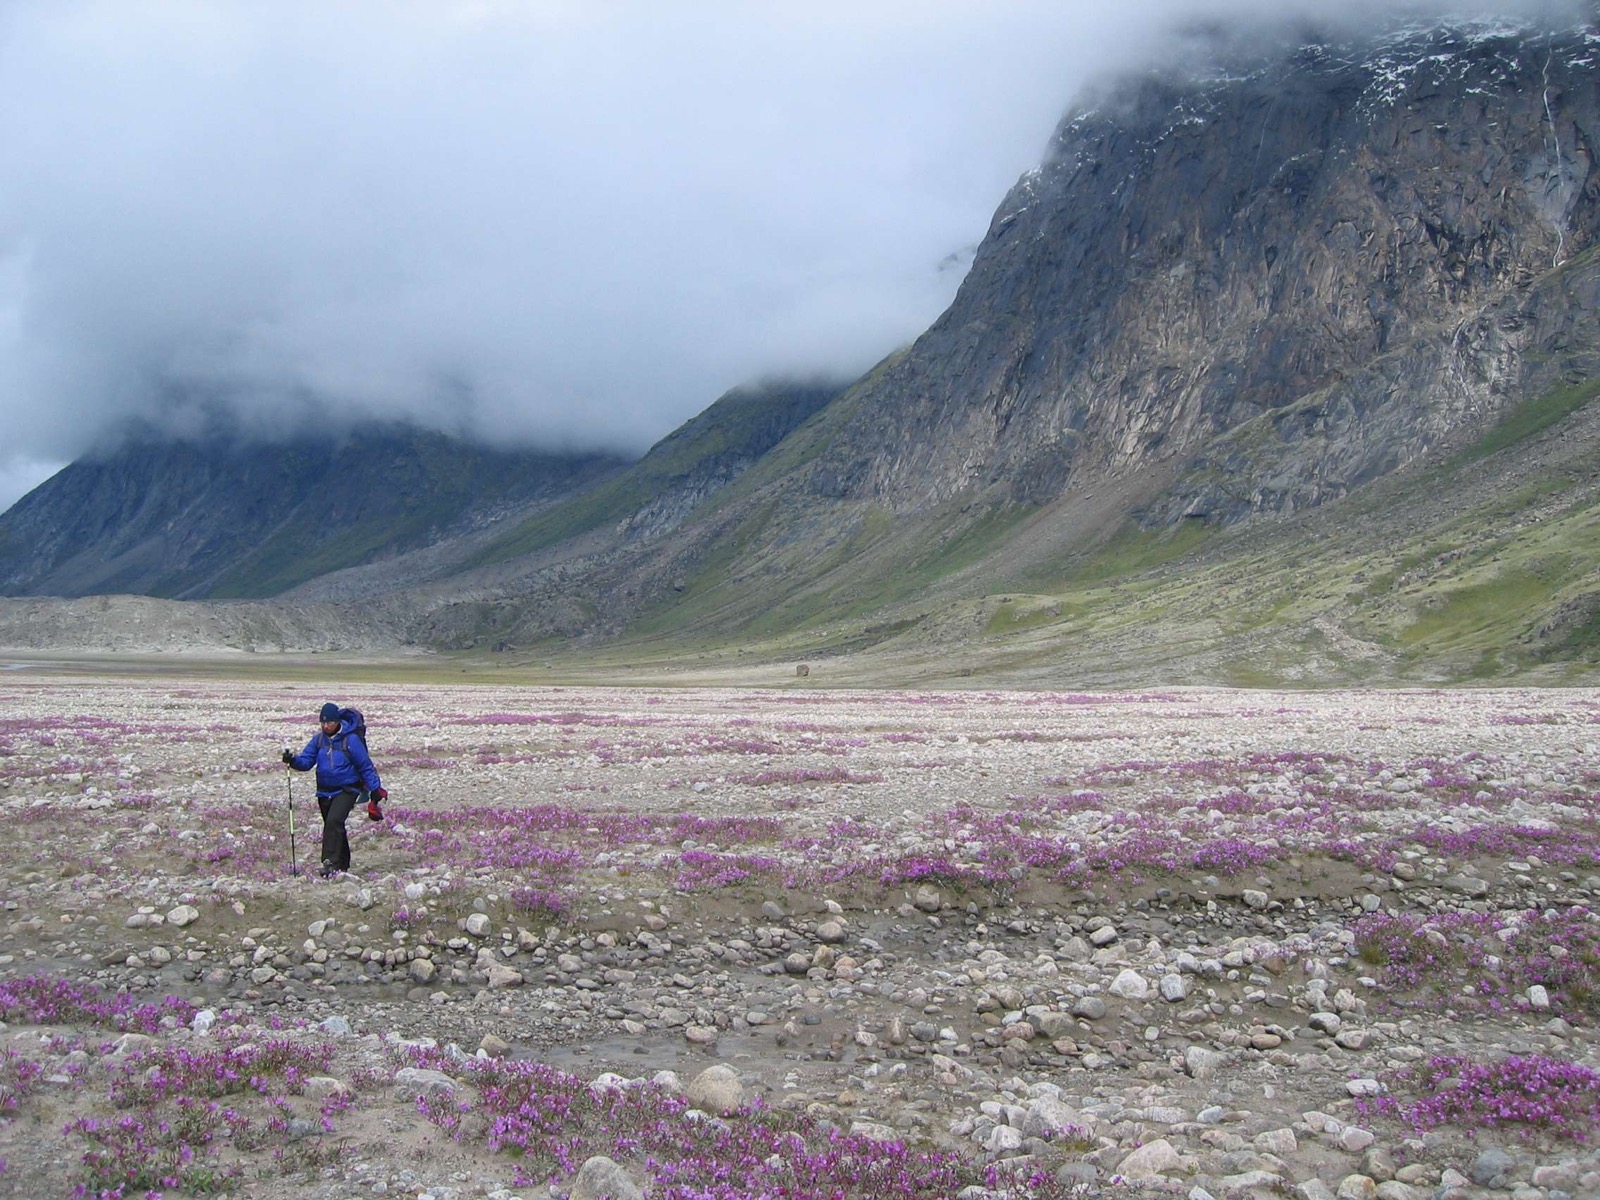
[322,707,369,758]
[338,707,368,748]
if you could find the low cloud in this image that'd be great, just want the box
[0,0,1584,510]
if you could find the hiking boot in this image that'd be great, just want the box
[319,864,339,879]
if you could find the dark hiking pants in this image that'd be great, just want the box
[318,788,360,872]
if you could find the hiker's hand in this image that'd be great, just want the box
[281,749,294,765]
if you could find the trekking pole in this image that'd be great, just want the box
[285,757,299,877]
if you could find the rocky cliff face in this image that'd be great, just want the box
[801,19,1600,523]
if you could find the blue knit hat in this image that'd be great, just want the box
[319,703,341,722]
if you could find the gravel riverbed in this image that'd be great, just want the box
[0,676,1597,1200]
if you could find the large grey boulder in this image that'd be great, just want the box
[685,1064,746,1116]
[570,1155,646,1200]
[1118,1138,1183,1178]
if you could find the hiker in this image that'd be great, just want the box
[282,702,388,878]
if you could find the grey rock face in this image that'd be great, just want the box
[810,21,1600,529]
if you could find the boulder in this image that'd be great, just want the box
[394,1067,458,1100]
[485,962,524,988]
[1254,1128,1297,1156]
[1119,1138,1183,1177]
[1469,1148,1517,1189]
[686,1064,745,1115]
[1184,1046,1228,1079]
[1107,969,1148,1000]
[570,1155,646,1200]
[1020,1096,1091,1140]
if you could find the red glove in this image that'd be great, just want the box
[367,788,386,821]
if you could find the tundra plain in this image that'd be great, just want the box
[0,674,1598,1200]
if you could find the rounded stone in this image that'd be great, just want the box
[1254,1128,1297,1156]
[985,1124,1024,1153]
[1184,1046,1227,1079]
[1118,1138,1182,1178]
[1309,1011,1342,1035]
[1339,1126,1376,1153]
[1469,1148,1517,1189]
[484,962,523,988]
[570,1155,646,1200]
[685,1064,745,1115]
[1021,1096,1090,1140]
[1108,969,1149,1000]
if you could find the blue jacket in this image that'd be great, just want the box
[290,716,383,798]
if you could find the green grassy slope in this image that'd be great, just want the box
[555,376,1600,686]
[473,382,840,567]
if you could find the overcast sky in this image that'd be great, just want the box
[0,0,1583,512]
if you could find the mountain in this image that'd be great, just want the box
[810,19,1600,520]
[0,428,626,600]
[470,380,842,565]
[4,16,1600,684]
[403,17,1600,672]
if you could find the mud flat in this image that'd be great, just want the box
[1,676,1598,1199]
